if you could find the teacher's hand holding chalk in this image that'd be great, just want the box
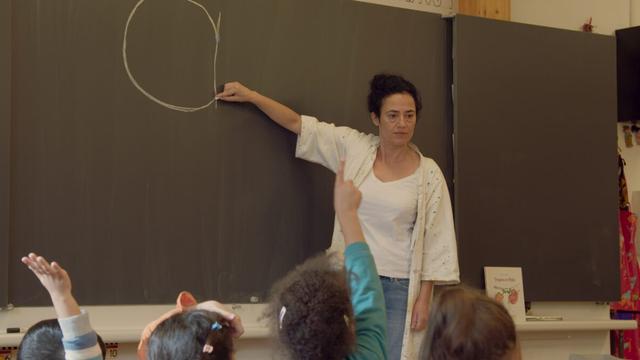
[215,81,302,134]
[215,82,256,103]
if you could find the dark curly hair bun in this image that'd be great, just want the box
[367,73,422,117]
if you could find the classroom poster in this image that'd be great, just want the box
[484,266,526,321]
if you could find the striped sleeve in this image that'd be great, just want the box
[58,310,103,360]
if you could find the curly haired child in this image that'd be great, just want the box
[265,161,387,360]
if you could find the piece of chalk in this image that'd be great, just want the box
[6,327,21,333]
[525,315,563,321]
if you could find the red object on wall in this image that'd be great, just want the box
[582,17,594,32]
[611,210,640,359]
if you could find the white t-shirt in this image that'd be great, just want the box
[358,169,419,279]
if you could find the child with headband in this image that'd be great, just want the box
[265,161,387,360]
[138,291,244,360]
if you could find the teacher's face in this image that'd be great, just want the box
[371,92,417,147]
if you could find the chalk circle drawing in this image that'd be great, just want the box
[123,0,222,112]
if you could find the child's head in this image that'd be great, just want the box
[421,287,521,360]
[17,319,107,360]
[147,309,234,360]
[266,253,355,360]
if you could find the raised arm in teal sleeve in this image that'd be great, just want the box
[344,242,388,360]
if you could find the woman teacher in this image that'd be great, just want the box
[216,74,459,360]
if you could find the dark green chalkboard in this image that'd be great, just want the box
[6,0,452,306]
[453,15,619,301]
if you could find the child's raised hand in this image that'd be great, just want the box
[335,161,366,246]
[197,300,245,338]
[21,253,72,299]
[334,160,362,217]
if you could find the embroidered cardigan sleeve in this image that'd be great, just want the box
[420,160,460,284]
[295,115,372,173]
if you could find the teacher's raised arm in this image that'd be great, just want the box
[215,81,302,134]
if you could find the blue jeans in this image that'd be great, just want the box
[380,276,409,360]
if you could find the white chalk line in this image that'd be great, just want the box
[123,0,221,112]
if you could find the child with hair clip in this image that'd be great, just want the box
[137,291,244,360]
[265,161,388,360]
[420,286,522,360]
[18,253,106,360]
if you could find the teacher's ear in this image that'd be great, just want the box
[370,112,380,127]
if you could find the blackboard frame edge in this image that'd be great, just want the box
[0,0,12,308]
[451,14,464,290]
[443,17,455,195]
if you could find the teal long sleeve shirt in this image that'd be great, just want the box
[345,242,388,360]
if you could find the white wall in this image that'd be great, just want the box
[354,0,456,15]
[633,0,640,25]
[511,0,634,35]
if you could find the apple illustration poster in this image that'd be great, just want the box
[484,266,526,321]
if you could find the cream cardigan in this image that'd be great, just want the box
[295,115,460,359]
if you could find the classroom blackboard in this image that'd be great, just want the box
[4,0,452,306]
[453,15,619,301]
